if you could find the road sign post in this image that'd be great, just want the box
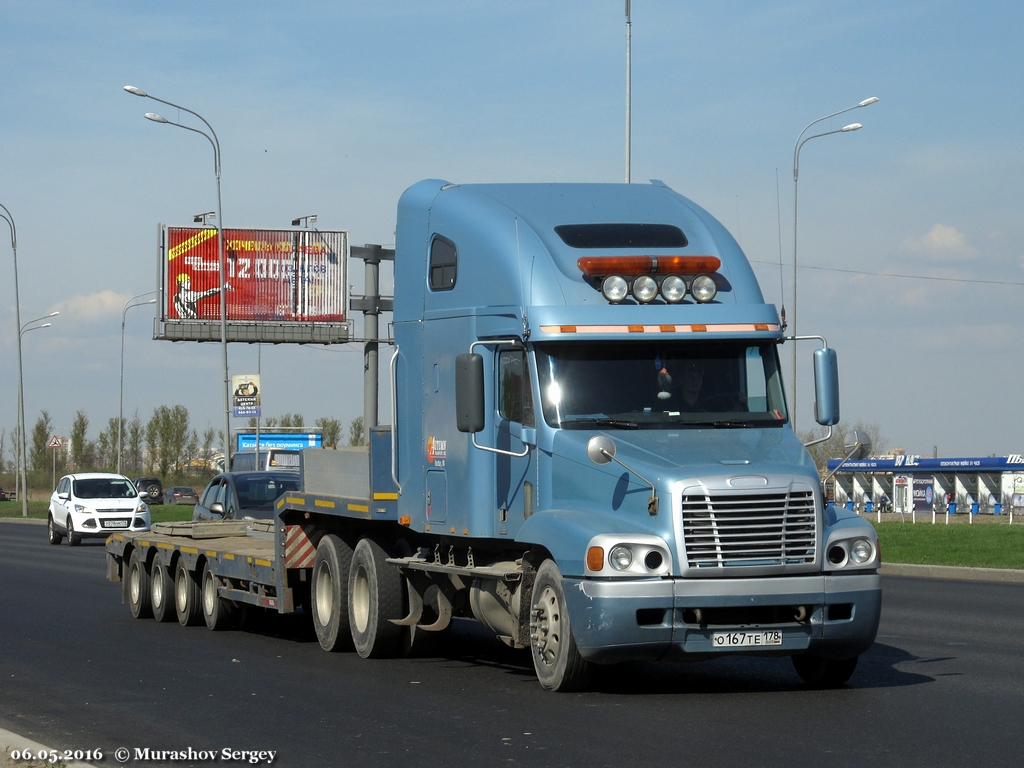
[48,435,62,489]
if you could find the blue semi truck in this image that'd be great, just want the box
[106,179,880,691]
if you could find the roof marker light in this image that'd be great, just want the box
[632,275,658,303]
[601,275,629,302]
[579,255,721,277]
[660,275,687,303]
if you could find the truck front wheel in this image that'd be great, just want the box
[348,538,403,658]
[128,548,152,619]
[792,654,858,687]
[530,559,593,692]
[312,534,354,652]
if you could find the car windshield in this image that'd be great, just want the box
[235,476,300,510]
[74,478,137,499]
[534,340,788,429]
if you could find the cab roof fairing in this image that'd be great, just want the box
[393,180,771,325]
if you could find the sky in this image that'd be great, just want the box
[1,0,1023,460]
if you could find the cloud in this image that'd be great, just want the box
[901,224,978,259]
[51,290,133,322]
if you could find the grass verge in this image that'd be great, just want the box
[873,521,1024,570]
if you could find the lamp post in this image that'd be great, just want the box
[790,96,878,431]
[625,0,632,183]
[119,294,157,475]
[0,202,30,517]
[124,86,231,466]
[16,312,59,512]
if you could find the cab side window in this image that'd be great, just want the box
[498,349,535,426]
[429,236,457,291]
[200,481,220,508]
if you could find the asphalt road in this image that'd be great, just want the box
[2,521,1023,768]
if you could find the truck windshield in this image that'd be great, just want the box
[535,341,788,429]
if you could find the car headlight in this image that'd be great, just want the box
[849,538,873,565]
[136,502,149,514]
[74,504,87,513]
[609,545,633,570]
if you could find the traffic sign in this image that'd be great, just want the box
[47,435,62,449]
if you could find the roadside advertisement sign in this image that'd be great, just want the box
[231,374,261,418]
[912,476,934,512]
[161,226,348,324]
[236,432,322,451]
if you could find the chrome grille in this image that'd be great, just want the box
[681,489,816,568]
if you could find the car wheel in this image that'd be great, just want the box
[66,516,81,546]
[150,556,175,623]
[174,558,202,627]
[128,548,153,619]
[529,559,593,692]
[792,654,859,688]
[47,515,62,545]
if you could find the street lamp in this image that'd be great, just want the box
[0,202,30,517]
[14,311,59,513]
[118,294,157,475]
[790,96,878,431]
[124,85,231,466]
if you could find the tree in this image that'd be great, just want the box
[279,413,305,428]
[348,416,365,447]
[30,411,54,471]
[70,411,90,470]
[316,417,341,449]
[201,427,217,469]
[0,428,6,473]
[127,411,145,473]
[145,412,160,473]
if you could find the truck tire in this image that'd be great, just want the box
[127,548,153,619]
[312,534,354,652]
[47,515,62,545]
[66,517,81,546]
[202,562,236,631]
[348,538,403,658]
[529,559,593,692]
[150,557,175,622]
[792,654,858,688]
[174,558,202,627]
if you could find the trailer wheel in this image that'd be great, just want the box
[792,654,858,688]
[127,548,152,619]
[348,538,403,658]
[150,557,175,622]
[174,558,202,627]
[202,562,236,631]
[311,534,354,652]
[47,515,62,545]
[66,517,81,547]
[529,559,593,692]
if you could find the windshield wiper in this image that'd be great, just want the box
[683,419,761,429]
[561,417,640,430]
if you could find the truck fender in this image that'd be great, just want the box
[515,508,652,578]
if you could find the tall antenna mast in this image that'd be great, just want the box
[625,0,632,183]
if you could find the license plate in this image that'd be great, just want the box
[103,520,130,529]
[712,630,783,648]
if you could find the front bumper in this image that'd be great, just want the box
[71,511,151,538]
[562,572,881,664]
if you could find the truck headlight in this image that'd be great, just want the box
[632,275,658,303]
[850,538,873,564]
[602,275,629,302]
[609,546,633,570]
[660,275,687,303]
[690,274,718,303]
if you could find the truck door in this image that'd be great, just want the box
[495,346,537,536]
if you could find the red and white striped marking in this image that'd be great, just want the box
[284,525,320,569]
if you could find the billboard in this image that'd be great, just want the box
[236,432,322,451]
[158,226,350,343]
[231,374,261,418]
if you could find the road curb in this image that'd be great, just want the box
[881,562,1024,583]
[0,518,45,526]
[1,726,96,768]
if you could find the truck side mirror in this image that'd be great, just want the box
[812,347,840,426]
[455,353,486,433]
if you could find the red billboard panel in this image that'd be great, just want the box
[161,227,348,324]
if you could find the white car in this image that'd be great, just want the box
[48,473,151,546]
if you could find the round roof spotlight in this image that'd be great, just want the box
[661,274,687,303]
[690,274,718,303]
[632,275,659,303]
[601,275,629,303]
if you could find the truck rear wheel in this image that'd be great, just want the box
[792,654,858,687]
[174,558,202,627]
[348,538,403,658]
[150,557,175,622]
[127,548,152,619]
[530,559,593,692]
[311,534,354,652]
[202,562,236,631]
